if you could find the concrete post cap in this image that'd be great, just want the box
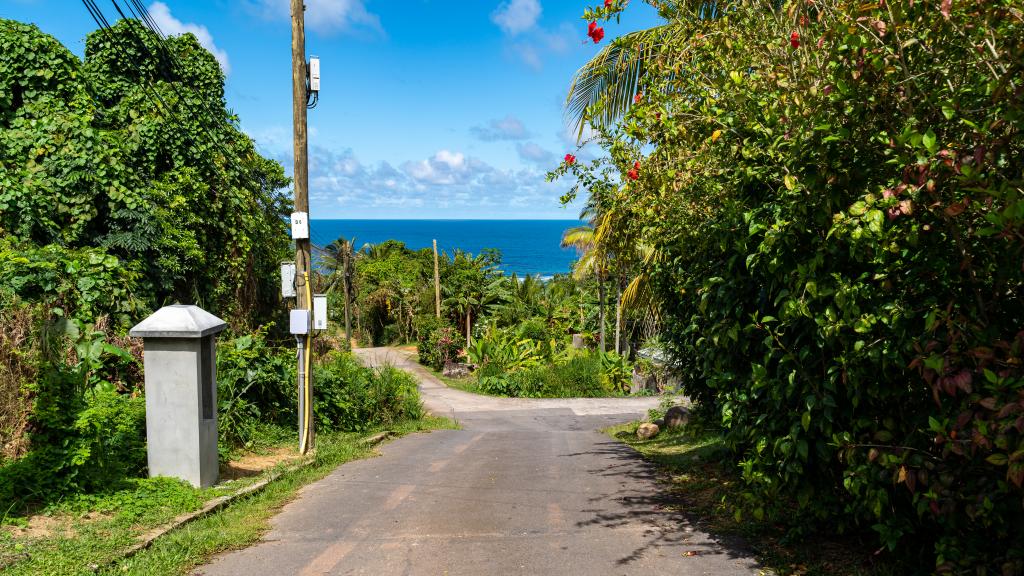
[129,305,228,339]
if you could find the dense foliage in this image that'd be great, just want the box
[216,328,423,449]
[1,19,299,513]
[0,19,290,326]
[558,0,1024,571]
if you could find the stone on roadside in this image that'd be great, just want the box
[664,405,690,429]
[637,422,660,440]
[443,361,471,378]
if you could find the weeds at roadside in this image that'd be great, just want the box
[606,421,898,576]
[0,417,455,575]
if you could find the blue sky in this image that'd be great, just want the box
[1,0,659,219]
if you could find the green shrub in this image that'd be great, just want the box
[314,352,422,431]
[563,0,1024,569]
[216,328,295,448]
[516,318,549,343]
[417,326,461,371]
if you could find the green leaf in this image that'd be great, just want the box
[923,129,937,154]
[986,453,1008,466]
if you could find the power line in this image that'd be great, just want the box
[118,0,273,187]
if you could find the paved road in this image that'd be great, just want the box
[196,347,760,576]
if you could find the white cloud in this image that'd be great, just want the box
[516,141,555,165]
[503,22,575,71]
[491,0,541,36]
[471,115,530,141]
[148,2,230,73]
[286,145,569,217]
[253,0,383,36]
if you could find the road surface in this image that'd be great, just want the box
[196,347,760,576]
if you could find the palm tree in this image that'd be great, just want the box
[321,236,358,343]
[443,292,480,347]
[561,223,608,352]
[565,2,725,137]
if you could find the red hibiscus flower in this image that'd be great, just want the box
[790,31,800,49]
[587,22,605,43]
[627,169,639,181]
[564,154,576,165]
[634,92,643,104]
[634,161,641,170]
[604,0,613,6]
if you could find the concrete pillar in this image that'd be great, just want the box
[130,305,227,488]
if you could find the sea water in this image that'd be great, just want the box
[310,220,581,278]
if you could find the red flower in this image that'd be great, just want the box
[634,92,643,104]
[790,31,800,49]
[604,0,613,6]
[634,161,641,170]
[627,169,639,181]
[564,153,576,165]
[587,22,605,43]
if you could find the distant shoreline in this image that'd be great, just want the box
[308,219,582,277]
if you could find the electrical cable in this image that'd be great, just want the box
[299,270,313,454]
[81,0,191,137]
[109,0,261,188]
[120,0,281,188]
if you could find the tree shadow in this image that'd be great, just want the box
[561,438,759,570]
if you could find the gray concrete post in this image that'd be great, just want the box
[129,305,227,488]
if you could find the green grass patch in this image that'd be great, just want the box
[606,421,897,576]
[0,416,455,575]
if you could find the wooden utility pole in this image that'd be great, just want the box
[433,239,441,319]
[291,0,313,453]
[342,243,352,344]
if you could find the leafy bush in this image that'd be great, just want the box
[516,318,550,343]
[0,366,145,509]
[216,328,295,448]
[562,0,1024,570]
[417,325,461,371]
[476,351,612,399]
[314,352,422,432]
[0,239,146,327]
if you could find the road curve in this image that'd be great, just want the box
[195,347,761,576]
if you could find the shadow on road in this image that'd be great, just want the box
[563,439,757,568]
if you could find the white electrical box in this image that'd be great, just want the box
[309,56,320,92]
[313,294,328,331]
[280,261,296,298]
[291,212,309,240]
[289,309,310,335]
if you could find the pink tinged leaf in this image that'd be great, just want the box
[940,0,952,19]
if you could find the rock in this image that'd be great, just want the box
[637,422,660,440]
[442,361,471,378]
[664,405,690,429]
[653,419,665,429]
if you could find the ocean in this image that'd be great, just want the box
[310,220,582,278]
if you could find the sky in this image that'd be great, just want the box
[1,0,660,219]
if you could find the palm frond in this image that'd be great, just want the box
[565,23,679,138]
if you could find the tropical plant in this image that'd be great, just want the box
[554,0,1024,570]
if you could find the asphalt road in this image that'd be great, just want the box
[195,347,761,576]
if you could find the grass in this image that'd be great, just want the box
[0,416,456,576]
[606,420,897,576]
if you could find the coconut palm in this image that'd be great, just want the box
[321,236,358,343]
[561,223,609,352]
[565,2,725,138]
